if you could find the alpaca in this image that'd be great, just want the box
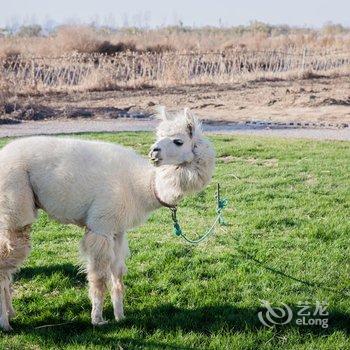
[0,108,215,330]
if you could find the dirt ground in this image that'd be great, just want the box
[1,75,349,126]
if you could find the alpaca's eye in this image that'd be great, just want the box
[173,139,183,146]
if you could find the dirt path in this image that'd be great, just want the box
[2,76,350,127]
[1,119,349,141]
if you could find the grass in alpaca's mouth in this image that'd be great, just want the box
[0,132,349,349]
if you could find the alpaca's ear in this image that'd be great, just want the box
[156,106,171,121]
[184,108,195,138]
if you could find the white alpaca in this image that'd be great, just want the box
[0,108,215,330]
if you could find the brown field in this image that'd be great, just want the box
[1,24,349,125]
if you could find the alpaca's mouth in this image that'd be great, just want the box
[150,157,162,166]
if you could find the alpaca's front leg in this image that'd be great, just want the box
[110,234,128,321]
[110,265,125,321]
[80,231,113,326]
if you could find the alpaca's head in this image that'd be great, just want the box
[150,107,215,195]
[149,107,201,167]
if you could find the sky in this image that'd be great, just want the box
[1,0,350,29]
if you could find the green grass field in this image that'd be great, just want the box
[0,133,349,350]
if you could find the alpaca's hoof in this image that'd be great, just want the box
[114,313,125,322]
[0,320,13,332]
[3,324,13,332]
[114,304,124,321]
[8,309,16,320]
[92,317,109,326]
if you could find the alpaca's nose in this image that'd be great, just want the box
[149,146,161,160]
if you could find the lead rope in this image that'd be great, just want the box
[170,183,228,244]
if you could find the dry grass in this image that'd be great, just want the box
[0,24,349,93]
[1,24,350,57]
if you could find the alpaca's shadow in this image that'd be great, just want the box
[11,301,350,349]
[121,303,350,335]
[16,263,86,285]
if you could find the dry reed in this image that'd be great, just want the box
[1,49,349,93]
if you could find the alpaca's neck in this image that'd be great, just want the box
[153,166,187,207]
[153,138,215,207]
[129,164,183,212]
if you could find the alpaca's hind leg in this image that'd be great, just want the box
[0,168,35,331]
[80,231,113,326]
[110,234,128,321]
[0,270,15,320]
[5,280,15,319]
[0,227,31,331]
[0,276,12,331]
[0,273,16,330]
